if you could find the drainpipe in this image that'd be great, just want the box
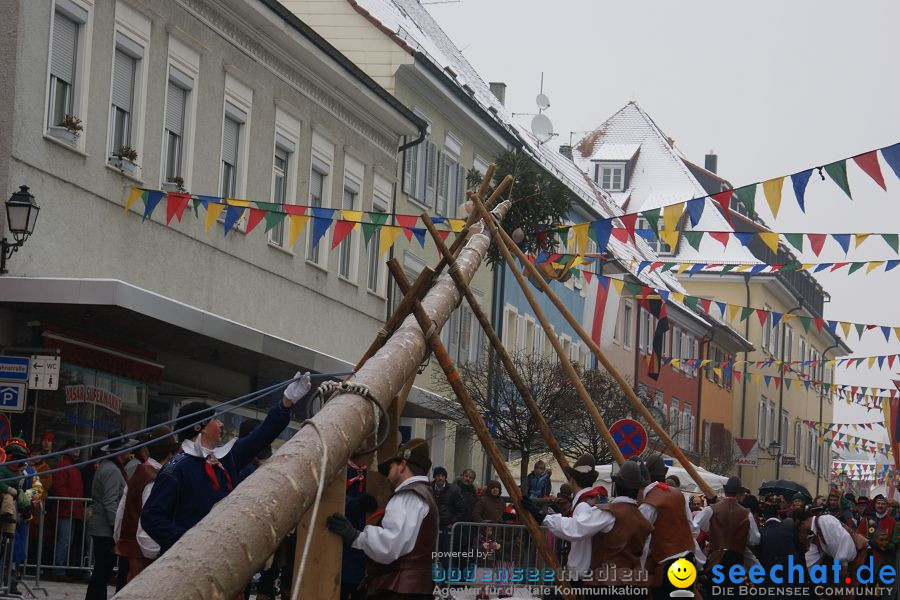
[739,274,752,481]
[775,303,803,479]
[697,333,711,460]
[817,342,840,497]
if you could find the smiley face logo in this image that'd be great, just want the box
[667,558,696,589]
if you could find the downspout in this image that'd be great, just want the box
[739,274,751,481]
[697,332,711,461]
[775,303,803,479]
[398,123,427,153]
[817,342,840,497]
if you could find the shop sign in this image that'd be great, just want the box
[734,438,758,466]
[64,385,123,415]
[0,357,29,382]
[780,454,797,467]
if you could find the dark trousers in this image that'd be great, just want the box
[85,536,115,600]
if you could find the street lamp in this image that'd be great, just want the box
[767,440,782,470]
[2,186,40,275]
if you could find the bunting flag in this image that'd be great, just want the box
[762,177,784,218]
[791,170,813,212]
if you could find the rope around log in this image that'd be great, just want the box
[309,380,390,455]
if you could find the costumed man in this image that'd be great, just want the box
[141,372,310,555]
[529,455,652,594]
[639,454,703,600]
[858,494,898,549]
[326,438,437,600]
[693,476,760,596]
[0,437,40,595]
[340,459,377,600]
[757,502,807,600]
[113,426,180,582]
[797,508,862,583]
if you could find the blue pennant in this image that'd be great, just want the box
[411,227,427,248]
[310,207,336,248]
[222,204,245,236]
[689,263,705,276]
[597,276,610,290]
[636,229,657,243]
[734,232,755,247]
[430,216,448,225]
[535,252,550,265]
[882,327,892,342]
[715,301,726,315]
[637,261,651,275]
[770,312,784,328]
[750,264,766,275]
[882,143,900,180]
[814,264,832,273]
[833,234,851,255]
[142,191,165,222]
[791,169,813,213]
[886,260,900,272]
[593,220,613,252]
[659,290,670,303]
[686,198,705,227]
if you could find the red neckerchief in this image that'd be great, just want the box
[347,460,366,493]
[655,482,670,491]
[204,454,233,492]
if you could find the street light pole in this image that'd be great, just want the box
[775,304,802,480]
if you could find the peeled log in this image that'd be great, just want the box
[114,204,509,600]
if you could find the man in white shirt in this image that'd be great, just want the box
[797,510,858,569]
[327,438,436,600]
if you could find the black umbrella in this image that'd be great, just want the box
[758,479,812,500]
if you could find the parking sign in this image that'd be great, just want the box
[0,383,26,413]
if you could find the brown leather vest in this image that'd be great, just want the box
[587,502,652,586]
[115,463,158,559]
[643,485,695,563]
[366,480,438,596]
[707,498,750,566]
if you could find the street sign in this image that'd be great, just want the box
[0,356,29,382]
[29,355,60,390]
[610,418,648,458]
[780,454,797,467]
[0,382,26,413]
[734,438,759,466]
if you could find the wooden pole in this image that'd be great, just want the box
[353,172,511,371]
[420,213,571,477]
[484,199,718,499]
[387,260,573,600]
[470,194,626,467]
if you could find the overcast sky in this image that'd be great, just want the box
[426,0,900,465]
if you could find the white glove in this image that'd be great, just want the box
[6,488,17,498]
[284,371,311,404]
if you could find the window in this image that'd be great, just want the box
[757,400,767,447]
[307,133,333,266]
[637,217,671,254]
[702,421,710,455]
[270,109,301,248]
[595,163,625,192]
[670,402,681,439]
[794,421,802,462]
[402,111,432,206]
[524,319,536,357]
[781,410,789,449]
[163,67,192,185]
[784,326,793,364]
[503,306,518,350]
[270,147,289,246]
[307,163,327,263]
[340,156,364,281]
[436,150,466,217]
[639,308,652,353]
[108,43,138,158]
[48,2,89,132]
[367,176,391,296]
[767,401,776,450]
[622,302,633,349]
[654,391,665,425]
[221,112,241,198]
[683,404,692,448]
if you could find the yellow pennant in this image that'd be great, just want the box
[670,358,681,368]
[868,356,877,369]
[762,177,784,218]
[700,359,711,367]
[379,225,402,257]
[735,264,753,272]
[840,321,852,339]
[800,264,815,271]
[758,232,779,253]
[867,261,884,274]
[288,215,309,246]
[895,327,900,342]
[728,304,741,322]
[205,204,226,231]
[225,198,250,208]
[342,210,364,228]
[677,262,691,274]
[670,291,685,303]
[612,278,625,295]
[573,222,590,256]
[713,367,723,379]
[663,202,683,232]
[449,219,466,233]
[124,187,144,212]
[855,233,871,249]
[659,230,680,250]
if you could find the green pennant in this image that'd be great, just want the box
[848,262,866,275]
[779,262,801,272]
[253,202,283,233]
[798,316,811,333]
[823,160,852,199]
[734,185,756,213]
[683,231,704,251]
[192,198,203,219]
[882,234,899,253]
[720,264,737,273]
[624,282,643,297]
[854,323,866,338]
[660,263,676,272]
[784,233,804,252]
[684,296,700,311]
[784,378,792,390]
[642,208,661,234]
[740,306,755,321]
[571,268,582,280]
[362,212,389,247]
[557,228,569,249]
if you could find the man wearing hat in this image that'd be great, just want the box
[693,476,759,595]
[86,431,139,600]
[114,426,180,582]
[326,438,437,600]
[639,454,703,600]
[142,372,310,556]
[857,494,898,548]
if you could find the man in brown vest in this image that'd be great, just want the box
[639,454,703,600]
[114,426,180,582]
[694,475,760,595]
[327,438,437,600]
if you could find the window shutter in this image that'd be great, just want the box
[402,142,412,195]
[459,306,472,364]
[455,163,466,218]
[222,116,239,165]
[51,13,77,84]
[165,81,185,136]
[425,141,436,208]
[111,49,135,110]
[447,308,460,362]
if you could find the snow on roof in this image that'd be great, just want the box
[588,142,641,162]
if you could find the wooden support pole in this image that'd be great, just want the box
[353,172,511,371]
[387,260,573,600]
[470,194,626,466]
[485,201,718,500]
[420,213,571,477]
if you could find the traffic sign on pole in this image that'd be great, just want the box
[610,418,648,458]
[0,383,27,413]
[0,357,29,382]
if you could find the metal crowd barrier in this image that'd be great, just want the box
[23,496,94,586]
[437,521,563,595]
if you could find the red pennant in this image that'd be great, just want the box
[584,270,593,283]
[733,370,741,383]
[814,318,825,333]
[889,355,897,369]
[853,151,887,191]
[648,261,664,273]
[735,438,757,456]
[619,213,638,241]
[245,208,267,235]
[808,233,827,256]
[396,215,418,241]
[331,220,355,249]
[710,232,730,248]
[611,228,629,242]
[438,230,451,242]
[830,262,850,272]
[699,298,712,314]
[756,309,769,326]
[165,193,192,225]
[774,376,782,389]
[711,191,735,229]
[284,205,307,216]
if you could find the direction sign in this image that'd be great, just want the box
[610,418,648,458]
[0,382,26,413]
[29,355,60,391]
[0,357,29,382]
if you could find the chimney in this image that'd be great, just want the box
[559,145,573,160]
[489,82,506,106]
[705,150,718,174]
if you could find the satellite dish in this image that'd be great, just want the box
[536,93,550,110]
[531,113,554,144]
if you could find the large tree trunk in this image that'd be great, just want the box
[115,205,509,600]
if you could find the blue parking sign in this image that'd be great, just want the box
[0,382,26,413]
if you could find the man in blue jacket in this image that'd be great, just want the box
[141,373,310,555]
